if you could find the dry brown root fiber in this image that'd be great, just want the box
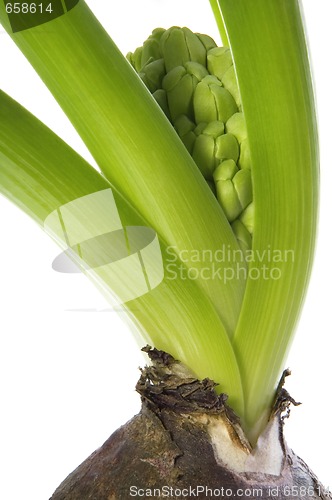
[50,347,330,500]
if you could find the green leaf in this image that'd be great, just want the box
[0,1,245,336]
[212,0,319,441]
[0,89,244,415]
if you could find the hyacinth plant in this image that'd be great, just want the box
[0,0,328,498]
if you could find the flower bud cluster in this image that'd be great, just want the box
[128,27,253,250]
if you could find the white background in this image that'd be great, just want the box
[0,1,331,498]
